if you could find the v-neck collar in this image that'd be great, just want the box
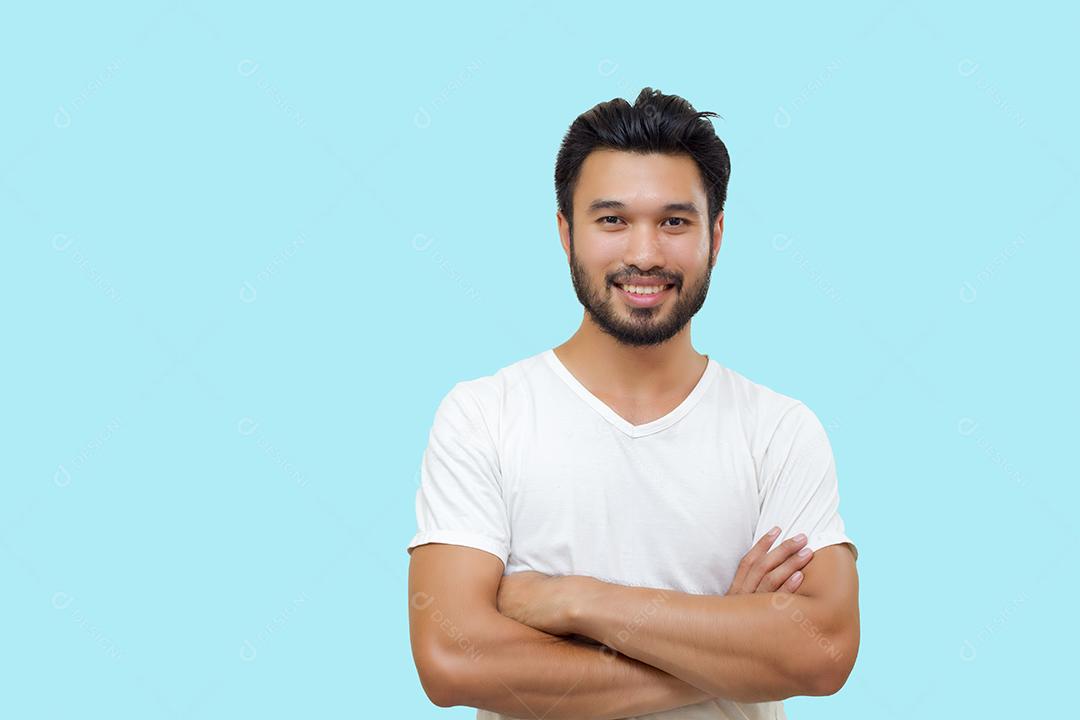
[542,348,718,438]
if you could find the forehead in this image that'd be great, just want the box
[574,150,705,211]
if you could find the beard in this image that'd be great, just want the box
[568,236,714,348]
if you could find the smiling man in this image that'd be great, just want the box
[407,87,860,720]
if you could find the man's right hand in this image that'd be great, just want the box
[725,528,813,596]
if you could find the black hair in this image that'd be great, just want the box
[554,87,731,239]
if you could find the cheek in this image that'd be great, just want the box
[676,237,711,266]
[574,237,622,272]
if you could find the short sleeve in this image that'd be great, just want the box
[754,402,858,561]
[406,381,511,565]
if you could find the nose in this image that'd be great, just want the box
[623,223,666,272]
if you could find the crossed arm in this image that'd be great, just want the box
[408,532,859,717]
[409,543,712,720]
[497,542,859,703]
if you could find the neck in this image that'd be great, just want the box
[554,313,707,397]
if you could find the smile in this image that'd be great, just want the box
[614,283,675,307]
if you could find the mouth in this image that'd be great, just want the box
[613,282,676,308]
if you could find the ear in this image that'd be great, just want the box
[557,210,572,261]
[710,211,724,267]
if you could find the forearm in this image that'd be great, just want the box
[427,607,712,719]
[567,580,853,703]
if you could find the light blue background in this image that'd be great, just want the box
[2,2,1076,718]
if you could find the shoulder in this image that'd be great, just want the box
[433,350,550,435]
[708,361,824,450]
[711,361,805,420]
[444,350,546,406]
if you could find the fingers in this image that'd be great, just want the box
[779,570,804,593]
[727,526,781,595]
[760,542,814,592]
[728,529,814,595]
[744,532,810,592]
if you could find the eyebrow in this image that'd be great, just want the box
[586,199,701,217]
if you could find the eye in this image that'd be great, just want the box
[598,216,623,225]
[664,217,689,227]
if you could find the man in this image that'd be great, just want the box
[407,87,860,720]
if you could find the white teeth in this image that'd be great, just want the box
[619,284,666,295]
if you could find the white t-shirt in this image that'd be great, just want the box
[407,348,858,720]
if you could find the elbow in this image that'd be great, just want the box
[801,630,859,697]
[413,641,469,708]
[423,677,458,709]
[805,664,851,697]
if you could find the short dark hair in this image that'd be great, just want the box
[554,87,731,239]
